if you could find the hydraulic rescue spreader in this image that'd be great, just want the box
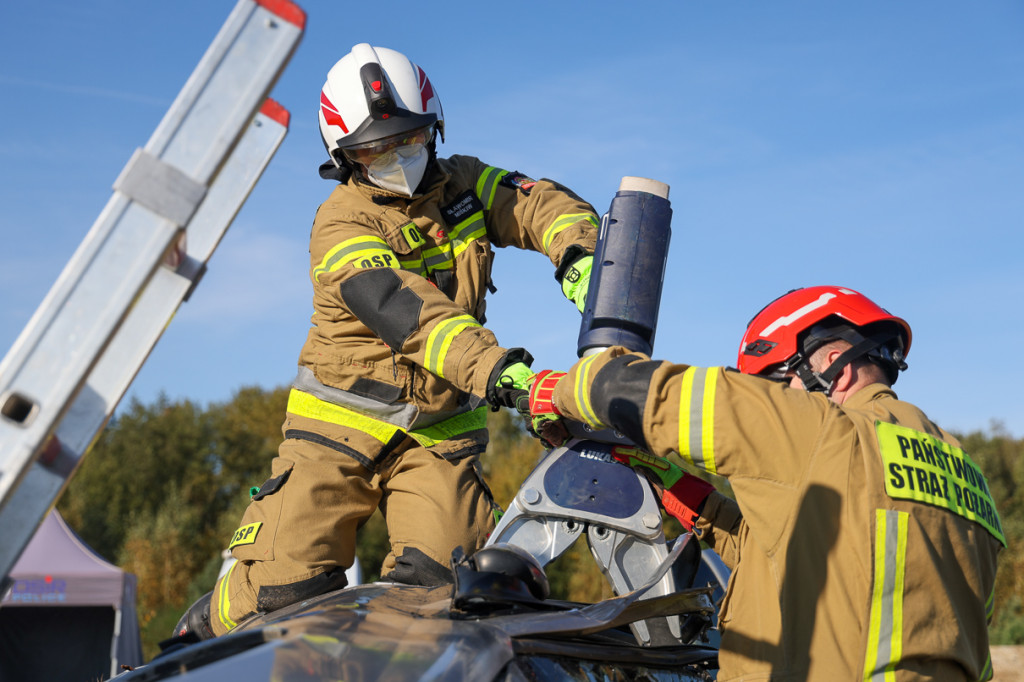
[486,178,704,647]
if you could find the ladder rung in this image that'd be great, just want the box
[0,0,303,582]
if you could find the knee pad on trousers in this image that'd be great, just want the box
[386,547,455,587]
[255,567,349,613]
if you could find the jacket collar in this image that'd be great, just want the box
[843,383,898,410]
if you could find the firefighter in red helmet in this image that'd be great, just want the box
[529,285,1003,681]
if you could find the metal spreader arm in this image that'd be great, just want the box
[487,437,685,646]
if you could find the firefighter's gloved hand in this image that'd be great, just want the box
[492,361,534,417]
[486,350,570,447]
[486,348,535,413]
[528,370,570,448]
[611,449,714,532]
[560,254,593,314]
[492,363,567,446]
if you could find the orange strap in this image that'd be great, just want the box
[661,474,714,532]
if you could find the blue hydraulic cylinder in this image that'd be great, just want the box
[577,177,672,357]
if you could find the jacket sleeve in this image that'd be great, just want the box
[552,346,831,557]
[446,155,599,270]
[311,212,507,399]
[693,492,744,570]
[552,346,833,552]
[551,346,828,481]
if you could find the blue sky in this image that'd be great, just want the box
[2,1,1022,438]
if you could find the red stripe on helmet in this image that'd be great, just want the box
[320,91,348,133]
[417,66,434,112]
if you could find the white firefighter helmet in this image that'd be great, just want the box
[319,43,444,172]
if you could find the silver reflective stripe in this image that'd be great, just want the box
[863,508,909,681]
[686,368,710,469]
[292,366,418,430]
[423,247,452,271]
[677,366,718,474]
[292,366,483,431]
[476,166,506,210]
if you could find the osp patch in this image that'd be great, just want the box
[229,522,263,549]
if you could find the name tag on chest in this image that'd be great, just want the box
[440,190,483,227]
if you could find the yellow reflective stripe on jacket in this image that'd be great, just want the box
[573,354,605,429]
[543,213,599,254]
[397,255,427,276]
[398,217,483,275]
[408,407,489,448]
[421,243,453,271]
[216,560,238,632]
[314,235,395,282]
[287,388,484,450]
[676,367,719,474]
[475,166,508,211]
[287,389,403,445]
[863,509,909,682]
[448,210,487,259]
[424,315,481,378]
[985,585,996,623]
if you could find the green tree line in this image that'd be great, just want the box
[55,388,1023,660]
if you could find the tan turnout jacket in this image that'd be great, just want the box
[296,154,597,434]
[554,346,1003,681]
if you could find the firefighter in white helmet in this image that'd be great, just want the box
[173,43,598,640]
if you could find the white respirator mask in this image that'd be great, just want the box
[365,143,429,196]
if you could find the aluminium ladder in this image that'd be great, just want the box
[0,0,305,584]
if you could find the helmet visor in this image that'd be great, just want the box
[340,125,434,167]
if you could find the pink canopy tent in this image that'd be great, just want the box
[0,510,142,680]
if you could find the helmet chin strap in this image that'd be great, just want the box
[794,360,831,393]
[797,329,906,393]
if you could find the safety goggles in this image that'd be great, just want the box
[340,126,433,167]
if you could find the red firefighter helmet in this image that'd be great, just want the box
[737,286,911,390]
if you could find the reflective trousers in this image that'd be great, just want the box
[209,410,497,636]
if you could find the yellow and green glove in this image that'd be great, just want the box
[611,448,715,532]
[560,254,593,314]
[486,352,570,448]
